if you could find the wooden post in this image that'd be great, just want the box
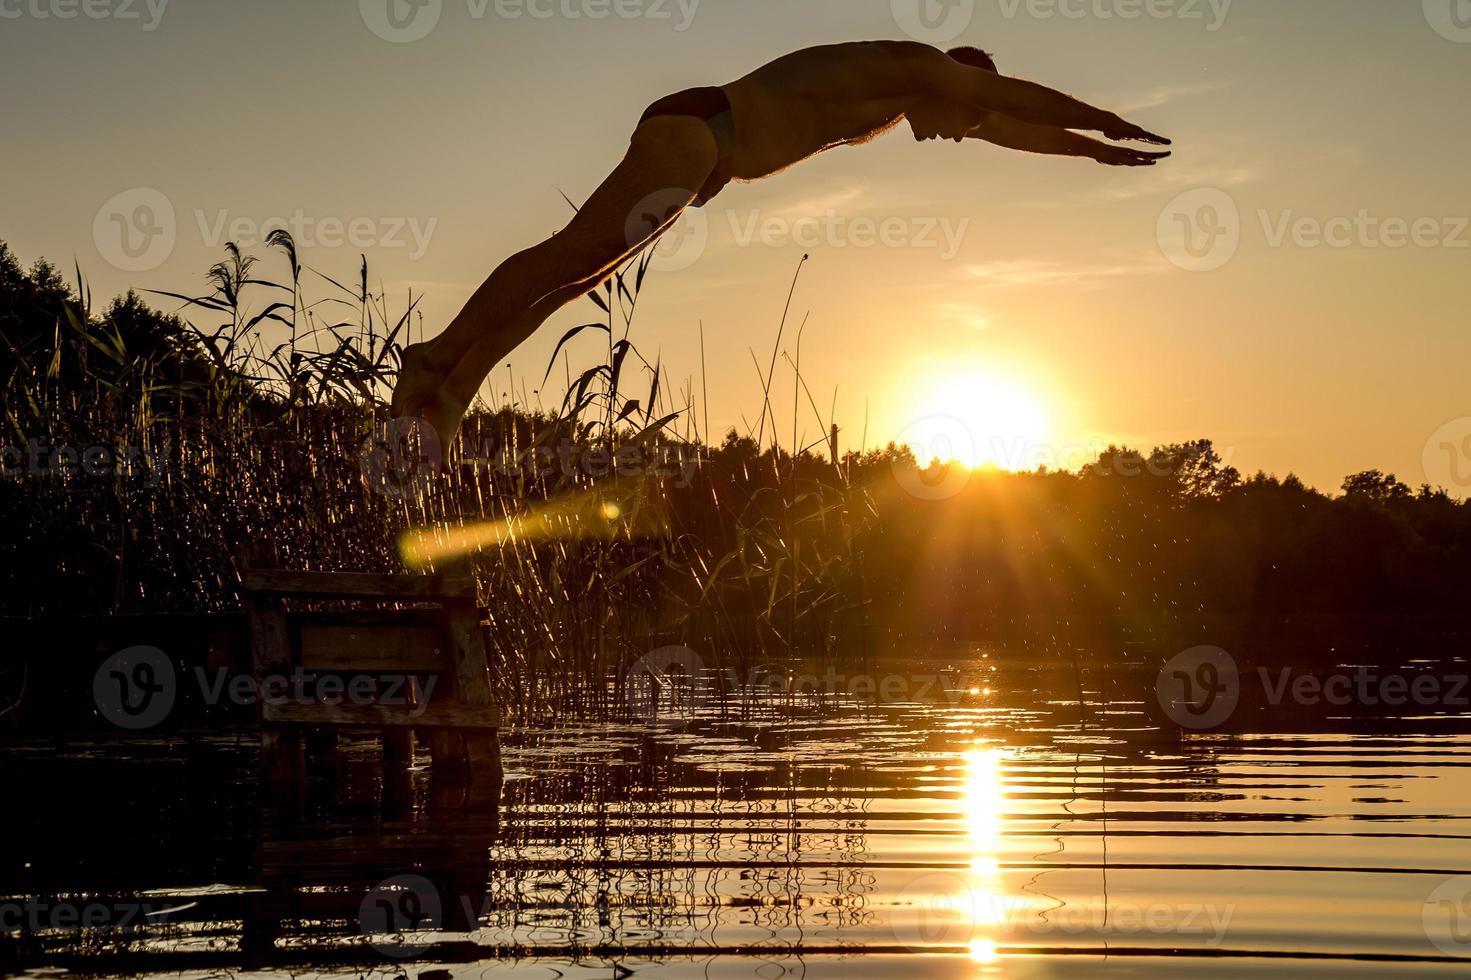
[383,728,414,770]
[239,545,304,784]
[303,728,339,759]
[427,729,467,779]
[446,597,502,792]
[383,726,416,809]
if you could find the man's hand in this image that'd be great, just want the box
[967,112,1173,167]
[1090,142,1172,167]
[1102,115,1171,145]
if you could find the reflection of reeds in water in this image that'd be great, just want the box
[474,722,878,955]
[13,678,1469,971]
[0,691,1110,967]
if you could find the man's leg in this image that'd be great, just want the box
[429,275,607,428]
[392,115,718,440]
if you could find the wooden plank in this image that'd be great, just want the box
[262,700,500,729]
[240,569,477,600]
[298,624,449,672]
[293,608,445,629]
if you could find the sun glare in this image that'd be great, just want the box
[963,746,1008,963]
[908,373,1049,471]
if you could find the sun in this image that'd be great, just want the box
[906,372,1050,471]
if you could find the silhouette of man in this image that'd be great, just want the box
[392,42,1170,446]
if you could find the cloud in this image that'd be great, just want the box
[960,254,1166,290]
[1005,154,1262,212]
[929,300,995,331]
[1000,134,1365,214]
[1113,83,1223,115]
[748,184,870,221]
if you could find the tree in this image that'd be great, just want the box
[1149,440,1241,499]
[1341,470,1412,505]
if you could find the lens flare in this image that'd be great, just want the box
[398,487,639,568]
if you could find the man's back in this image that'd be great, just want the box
[723,41,934,181]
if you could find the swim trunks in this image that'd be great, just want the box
[637,85,736,207]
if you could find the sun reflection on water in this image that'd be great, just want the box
[964,746,1008,964]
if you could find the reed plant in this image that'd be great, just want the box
[7,230,1457,724]
[0,233,873,722]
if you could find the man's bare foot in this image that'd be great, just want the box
[390,341,452,419]
[417,384,473,465]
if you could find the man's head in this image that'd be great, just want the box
[947,46,998,73]
[909,47,998,142]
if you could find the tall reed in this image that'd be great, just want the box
[0,233,873,722]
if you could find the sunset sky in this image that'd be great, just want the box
[4,0,1468,492]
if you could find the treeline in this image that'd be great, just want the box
[850,443,1469,643]
[2,238,1467,683]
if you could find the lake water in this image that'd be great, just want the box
[5,651,1471,978]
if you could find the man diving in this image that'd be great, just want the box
[391,41,1171,447]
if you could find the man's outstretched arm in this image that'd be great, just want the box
[970,112,1172,165]
[927,52,1169,144]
